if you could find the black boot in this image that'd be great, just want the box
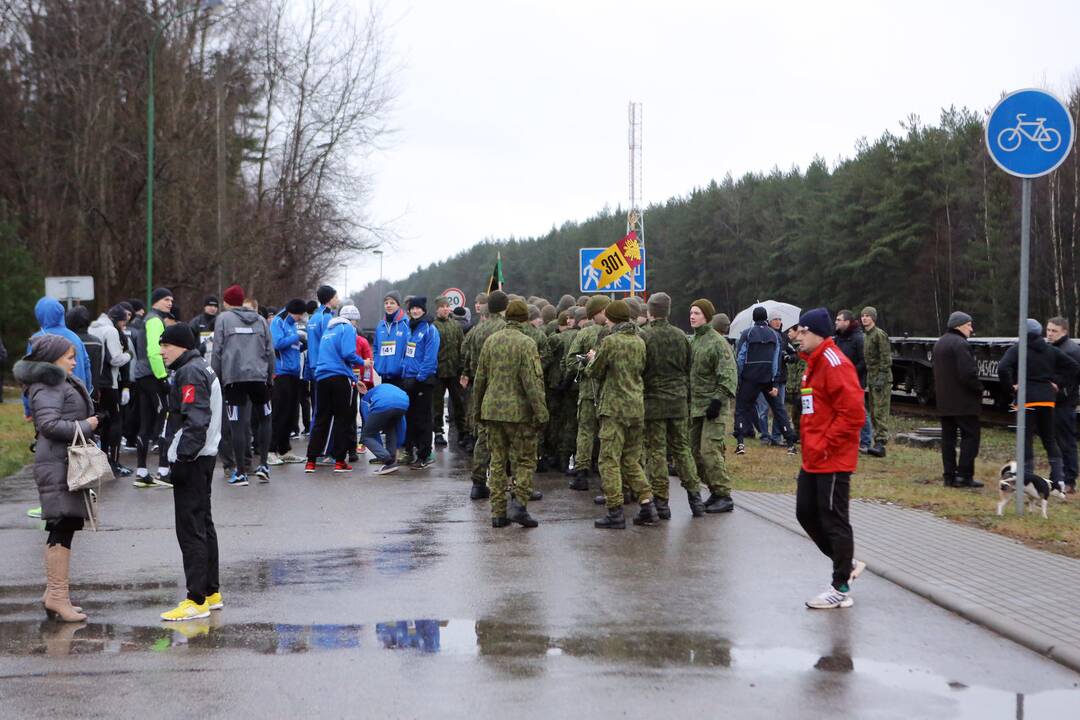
[594,506,625,529]
[529,489,543,501]
[687,491,706,517]
[491,515,510,528]
[594,494,606,505]
[509,498,539,528]
[434,433,448,447]
[654,497,671,520]
[943,474,958,488]
[954,476,984,489]
[470,483,490,500]
[705,492,735,513]
[867,442,886,458]
[632,501,660,526]
[568,469,590,491]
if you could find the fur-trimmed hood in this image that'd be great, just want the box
[13,359,67,386]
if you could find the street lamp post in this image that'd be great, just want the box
[146,0,224,306]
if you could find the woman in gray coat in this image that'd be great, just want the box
[14,334,99,622]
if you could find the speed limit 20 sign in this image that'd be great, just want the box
[441,288,466,310]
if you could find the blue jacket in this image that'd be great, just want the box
[315,317,362,381]
[304,305,334,381]
[374,309,410,380]
[359,383,408,444]
[24,298,93,416]
[736,322,782,385]
[402,317,440,383]
[271,312,303,377]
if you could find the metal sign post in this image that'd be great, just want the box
[985,88,1075,514]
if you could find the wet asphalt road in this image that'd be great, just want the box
[0,443,1078,719]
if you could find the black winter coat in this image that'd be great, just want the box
[933,330,982,416]
[999,336,1080,406]
[834,326,866,388]
[1051,336,1080,406]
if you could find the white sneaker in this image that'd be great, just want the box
[267,452,284,466]
[849,559,866,584]
[806,587,853,609]
[280,453,305,464]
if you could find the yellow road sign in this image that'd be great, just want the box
[589,243,631,288]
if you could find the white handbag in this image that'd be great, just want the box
[66,423,110,531]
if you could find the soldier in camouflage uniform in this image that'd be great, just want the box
[785,325,808,432]
[860,306,892,457]
[640,293,707,519]
[544,310,579,474]
[460,290,508,500]
[688,299,737,514]
[565,295,611,491]
[432,296,465,446]
[521,304,554,471]
[584,299,659,529]
[472,300,548,528]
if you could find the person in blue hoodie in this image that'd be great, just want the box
[401,296,440,469]
[23,297,93,419]
[360,383,409,474]
[374,290,409,387]
[305,309,362,472]
[269,299,309,464]
[305,285,340,419]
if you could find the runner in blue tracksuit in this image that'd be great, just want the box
[360,383,409,471]
[306,314,361,469]
[305,285,339,418]
[269,299,308,459]
[24,297,93,417]
[374,290,409,387]
[401,296,440,467]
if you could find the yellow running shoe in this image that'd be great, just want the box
[206,592,224,610]
[160,599,210,622]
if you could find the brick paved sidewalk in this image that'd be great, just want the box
[734,490,1080,673]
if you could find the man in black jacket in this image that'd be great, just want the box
[158,324,224,622]
[1046,317,1080,492]
[933,312,983,488]
[999,319,1080,492]
[834,310,871,450]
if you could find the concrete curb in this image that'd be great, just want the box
[734,496,1080,675]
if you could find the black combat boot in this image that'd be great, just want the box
[594,506,625,529]
[687,491,706,517]
[529,489,543,501]
[705,492,735,513]
[867,442,886,458]
[491,515,510,528]
[509,498,539,528]
[568,469,590,491]
[954,476,984,489]
[594,494,606,505]
[653,497,671,520]
[632,501,660,526]
[470,483,490,500]
[434,433,448,447]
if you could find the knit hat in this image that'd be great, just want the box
[768,309,783,323]
[577,296,589,307]
[382,289,402,307]
[752,306,768,322]
[861,306,878,321]
[557,294,576,313]
[573,306,588,322]
[151,287,173,305]
[223,284,245,307]
[798,307,833,338]
[317,285,337,305]
[160,323,196,350]
[1026,318,1042,339]
[340,305,361,321]
[475,292,489,305]
[712,313,731,334]
[65,306,91,332]
[647,292,671,319]
[691,298,715,322]
[606,299,630,324]
[203,295,219,308]
[285,298,307,315]
[526,296,540,306]
[27,334,73,363]
[407,296,427,313]
[947,311,972,329]
[127,299,145,314]
[585,295,611,319]
[626,297,645,318]
[527,304,541,321]
[435,296,450,308]
[541,305,556,323]
[487,290,509,314]
[558,310,571,326]
[453,306,467,317]
[108,304,129,323]
[505,299,529,322]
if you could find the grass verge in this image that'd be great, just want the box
[0,393,33,479]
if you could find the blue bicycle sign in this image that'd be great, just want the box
[986,89,1074,178]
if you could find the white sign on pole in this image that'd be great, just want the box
[45,276,95,305]
[441,288,466,310]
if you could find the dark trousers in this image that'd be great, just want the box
[171,455,219,605]
[347,383,361,455]
[361,409,405,464]
[940,414,981,480]
[406,381,434,460]
[270,375,302,454]
[795,470,854,591]
[225,382,271,474]
[432,375,465,436]
[136,375,168,470]
[1024,405,1062,484]
[1053,403,1078,486]
[735,380,795,444]
[97,387,122,468]
[306,376,353,462]
[300,380,313,434]
[45,517,84,549]
[122,381,138,446]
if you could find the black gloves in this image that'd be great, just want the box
[706,398,722,420]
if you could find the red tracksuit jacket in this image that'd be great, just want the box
[798,337,866,473]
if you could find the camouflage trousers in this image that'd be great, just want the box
[598,416,652,509]
[868,383,890,444]
[432,376,466,437]
[691,413,732,497]
[542,390,560,459]
[575,395,599,471]
[645,416,702,500]
[486,421,537,516]
[471,423,490,485]
[557,387,579,461]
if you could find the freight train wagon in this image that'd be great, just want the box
[889,336,1017,411]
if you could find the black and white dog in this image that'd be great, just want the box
[997,461,1068,519]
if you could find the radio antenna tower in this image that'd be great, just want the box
[628,101,643,296]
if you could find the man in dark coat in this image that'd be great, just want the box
[933,312,983,488]
[1046,317,1080,491]
[834,309,870,450]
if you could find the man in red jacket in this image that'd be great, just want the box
[794,308,867,609]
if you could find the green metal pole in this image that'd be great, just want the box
[146,40,156,308]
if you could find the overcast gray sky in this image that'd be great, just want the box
[343,0,1080,293]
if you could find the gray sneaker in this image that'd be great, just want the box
[374,462,399,476]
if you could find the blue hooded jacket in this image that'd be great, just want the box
[401,317,440,382]
[374,309,409,380]
[271,312,303,377]
[24,298,94,416]
[359,383,408,445]
[304,305,334,381]
[315,317,362,381]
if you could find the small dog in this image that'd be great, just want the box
[997,461,1068,519]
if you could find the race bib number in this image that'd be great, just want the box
[380,341,396,357]
[405,342,417,358]
[801,388,814,415]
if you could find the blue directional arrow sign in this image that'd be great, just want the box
[579,247,646,293]
[986,88,1074,178]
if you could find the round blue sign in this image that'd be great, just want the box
[986,88,1075,178]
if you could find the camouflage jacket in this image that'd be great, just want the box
[433,316,464,379]
[546,327,578,388]
[565,323,607,400]
[543,320,559,337]
[786,345,808,393]
[461,315,506,379]
[863,325,893,386]
[640,318,692,420]
[472,322,548,425]
[521,322,555,376]
[689,324,737,417]
[585,322,646,421]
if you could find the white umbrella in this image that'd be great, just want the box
[727,300,802,339]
